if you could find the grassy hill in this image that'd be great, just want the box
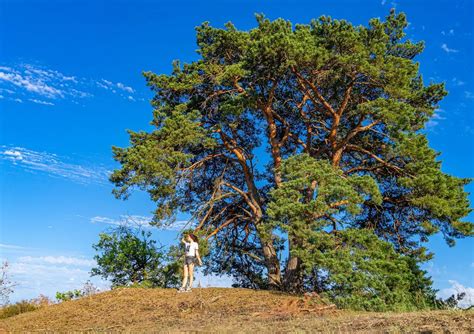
[1,288,472,332]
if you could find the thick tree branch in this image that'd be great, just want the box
[346,144,403,173]
[292,68,337,117]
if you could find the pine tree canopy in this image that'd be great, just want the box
[110,10,472,308]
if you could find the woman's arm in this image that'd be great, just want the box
[181,237,186,244]
[195,249,203,266]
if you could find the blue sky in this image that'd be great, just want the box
[0,0,473,305]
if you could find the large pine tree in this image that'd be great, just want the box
[110,10,472,308]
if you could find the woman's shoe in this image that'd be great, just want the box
[185,287,192,292]
[177,287,186,293]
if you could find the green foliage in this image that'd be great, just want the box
[268,154,382,233]
[55,290,83,302]
[268,155,438,311]
[309,230,438,311]
[91,226,180,288]
[109,9,472,309]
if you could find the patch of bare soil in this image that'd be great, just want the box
[0,288,472,333]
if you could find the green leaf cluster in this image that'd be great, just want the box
[91,226,180,288]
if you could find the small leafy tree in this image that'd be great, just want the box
[91,226,180,288]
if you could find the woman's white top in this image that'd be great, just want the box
[184,241,199,257]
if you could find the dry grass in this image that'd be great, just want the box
[0,288,472,333]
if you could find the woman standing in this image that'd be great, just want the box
[179,233,202,292]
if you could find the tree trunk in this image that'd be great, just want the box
[283,236,304,292]
[260,235,282,289]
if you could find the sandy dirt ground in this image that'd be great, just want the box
[1,288,472,333]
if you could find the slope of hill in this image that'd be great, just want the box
[1,288,472,332]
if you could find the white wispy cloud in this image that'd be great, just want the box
[441,43,459,53]
[465,91,474,99]
[0,64,91,104]
[18,256,95,267]
[1,254,108,302]
[0,63,140,105]
[425,108,445,129]
[0,88,15,94]
[29,98,55,106]
[0,70,63,98]
[91,215,190,230]
[91,215,152,228]
[438,280,474,309]
[96,79,136,96]
[441,29,455,36]
[0,243,26,250]
[24,65,78,83]
[0,244,34,257]
[451,78,465,86]
[117,82,134,93]
[0,146,110,185]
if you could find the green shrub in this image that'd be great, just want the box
[55,289,83,302]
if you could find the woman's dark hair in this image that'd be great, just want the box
[188,233,198,242]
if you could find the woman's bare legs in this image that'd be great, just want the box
[188,263,194,289]
[181,264,189,289]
